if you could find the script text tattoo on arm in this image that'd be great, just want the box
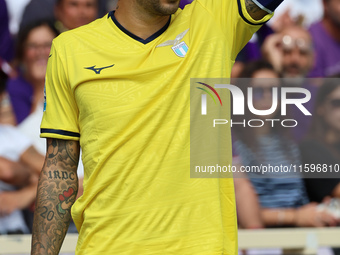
[245,0,268,20]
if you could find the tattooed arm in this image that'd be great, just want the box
[245,0,269,20]
[31,138,80,255]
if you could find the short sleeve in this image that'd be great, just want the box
[197,0,273,59]
[40,40,80,141]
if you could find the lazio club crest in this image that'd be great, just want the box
[156,29,190,58]
[171,41,189,58]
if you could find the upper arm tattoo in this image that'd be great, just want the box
[31,139,80,255]
[245,0,262,13]
[245,0,268,20]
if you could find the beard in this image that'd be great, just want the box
[136,0,180,16]
[282,63,309,81]
[281,65,306,87]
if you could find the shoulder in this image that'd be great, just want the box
[174,0,222,19]
[308,21,323,34]
[6,76,32,109]
[308,21,327,43]
[7,75,31,91]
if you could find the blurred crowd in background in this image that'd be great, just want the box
[0,0,340,246]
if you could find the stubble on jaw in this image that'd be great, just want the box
[135,0,180,16]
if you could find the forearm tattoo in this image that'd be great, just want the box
[31,139,80,255]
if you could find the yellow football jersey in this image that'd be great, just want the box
[41,0,271,254]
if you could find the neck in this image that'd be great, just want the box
[25,73,44,91]
[114,2,171,40]
[24,74,45,112]
[322,18,340,43]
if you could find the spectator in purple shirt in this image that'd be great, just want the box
[7,20,59,124]
[309,0,340,77]
[262,25,314,79]
[19,0,107,33]
[262,25,317,141]
[179,0,193,9]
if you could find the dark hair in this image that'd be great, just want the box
[0,68,8,95]
[56,0,98,6]
[309,75,340,141]
[15,19,59,63]
[238,60,276,79]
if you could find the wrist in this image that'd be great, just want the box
[276,210,285,226]
[280,209,297,226]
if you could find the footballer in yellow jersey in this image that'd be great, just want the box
[32,0,279,254]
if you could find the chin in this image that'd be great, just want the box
[164,0,179,4]
[161,0,180,13]
[140,0,179,16]
[163,6,179,15]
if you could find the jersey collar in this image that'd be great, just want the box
[108,11,171,45]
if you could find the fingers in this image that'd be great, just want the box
[321,196,332,204]
[297,203,329,227]
[263,33,283,52]
[319,211,338,227]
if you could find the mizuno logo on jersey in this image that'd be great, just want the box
[84,64,115,74]
[156,29,189,58]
